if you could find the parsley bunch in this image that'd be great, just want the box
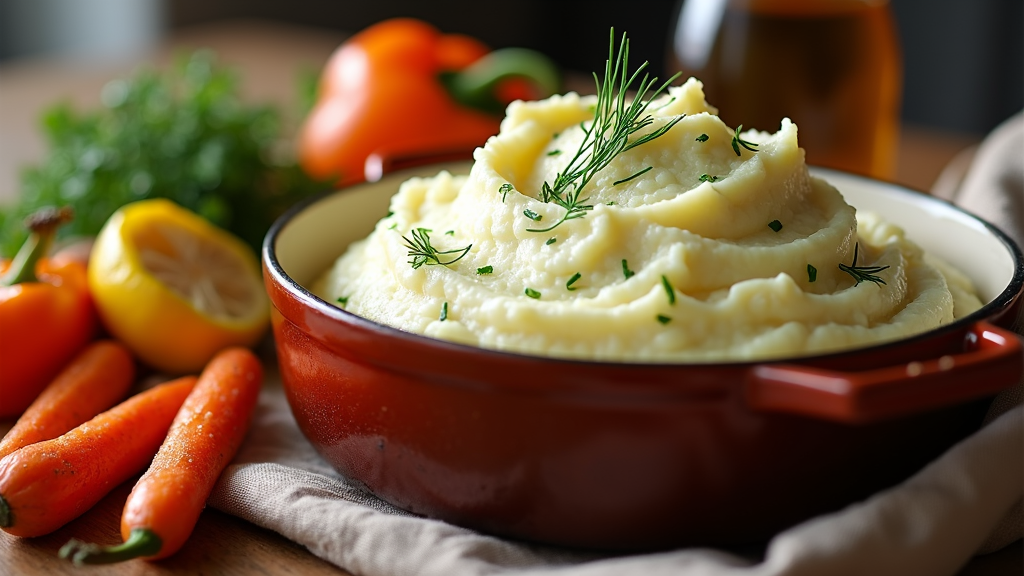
[0,50,325,256]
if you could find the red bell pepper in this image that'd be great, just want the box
[0,207,98,418]
[298,18,559,185]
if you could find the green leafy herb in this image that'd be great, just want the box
[566,272,582,291]
[622,259,635,279]
[545,237,557,245]
[525,287,541,299]
[336,296,349,308]
[661,275,676,304]
[613,166,653,186]
[807,264,817,283]
[699,174,719,183]
[524,209,543,222]
[402,228,472,270]
[547,149,562,156]
[527,29,682,234]
[0,50,328,256]
[695,133,709,142]
[498,183,513,203]
[439,301,448,321]
[477,265,493,274]
[839,243,889,286]
[656,314,672,324]
[768,220,783,232]
[731,125,759,156]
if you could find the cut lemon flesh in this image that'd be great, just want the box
[89,199,269,374]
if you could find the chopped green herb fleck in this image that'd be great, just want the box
[699,174,719,183]
[498,183,513,203]
[546,149,562,156]
[439,302,448,321]
[613,166,653,186]
[695,133,709,142]
[768,220,783,232]
[444,230,455,236]
[386,211,394,217]
[545,237,557,245]
[807,264,817,283]
[656,314,672,325]
[336,296,349,308]
[661,275,676,305]
[606,201,617,205]
[524,287,541,299]
[622,259,635,279]
[387,222,398,230]
[477,265,493,275]
[524,209,543,222]
[731,125,759,156]
[566,272,582,291]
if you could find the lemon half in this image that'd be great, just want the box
[89,199,269,373]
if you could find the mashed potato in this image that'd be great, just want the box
[315,78,981,361]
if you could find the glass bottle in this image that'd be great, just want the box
[668,0,902,179]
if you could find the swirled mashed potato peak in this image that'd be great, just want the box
[316,78,981,361]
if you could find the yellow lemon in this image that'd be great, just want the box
[89,199,269,373]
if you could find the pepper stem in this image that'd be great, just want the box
[0,206,74,286]
[59,528,163,565]
[440,48,560,115]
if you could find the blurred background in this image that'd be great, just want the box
[1,0,1020,136]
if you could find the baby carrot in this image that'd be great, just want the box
[0,376,196,537]
[0,340,135,460]
[61,347,263,564]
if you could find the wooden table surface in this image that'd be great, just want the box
[1,19,1019,576]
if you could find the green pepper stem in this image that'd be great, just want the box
[59,528,163,566]
[440,48,560,115]
[0,206,74,286]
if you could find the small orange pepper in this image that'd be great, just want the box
[0,207,98,418]
[298,18,559,185]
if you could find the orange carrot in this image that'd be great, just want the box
[0,340,135,461]
[0,376,196,537]
[60,348,262,564]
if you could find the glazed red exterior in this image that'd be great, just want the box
[263,169,1024,551]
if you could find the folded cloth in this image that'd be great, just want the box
[209,113,1024,576]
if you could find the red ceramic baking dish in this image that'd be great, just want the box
[263,163,1023,551]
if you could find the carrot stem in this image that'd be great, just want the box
[0,206,74,286]
[59,528,163,566]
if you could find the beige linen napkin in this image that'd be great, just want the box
[209,113,1024,576]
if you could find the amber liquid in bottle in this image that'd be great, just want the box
[669,0,902,178]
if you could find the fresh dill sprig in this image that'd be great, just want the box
[402,228,472,270]
[547,150,562,156]
[613,166,653,186]
[839,243,889,286]
[731,125,758,156]
[527,29,682,234]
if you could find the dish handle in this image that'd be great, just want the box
[745,322,1022,424]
